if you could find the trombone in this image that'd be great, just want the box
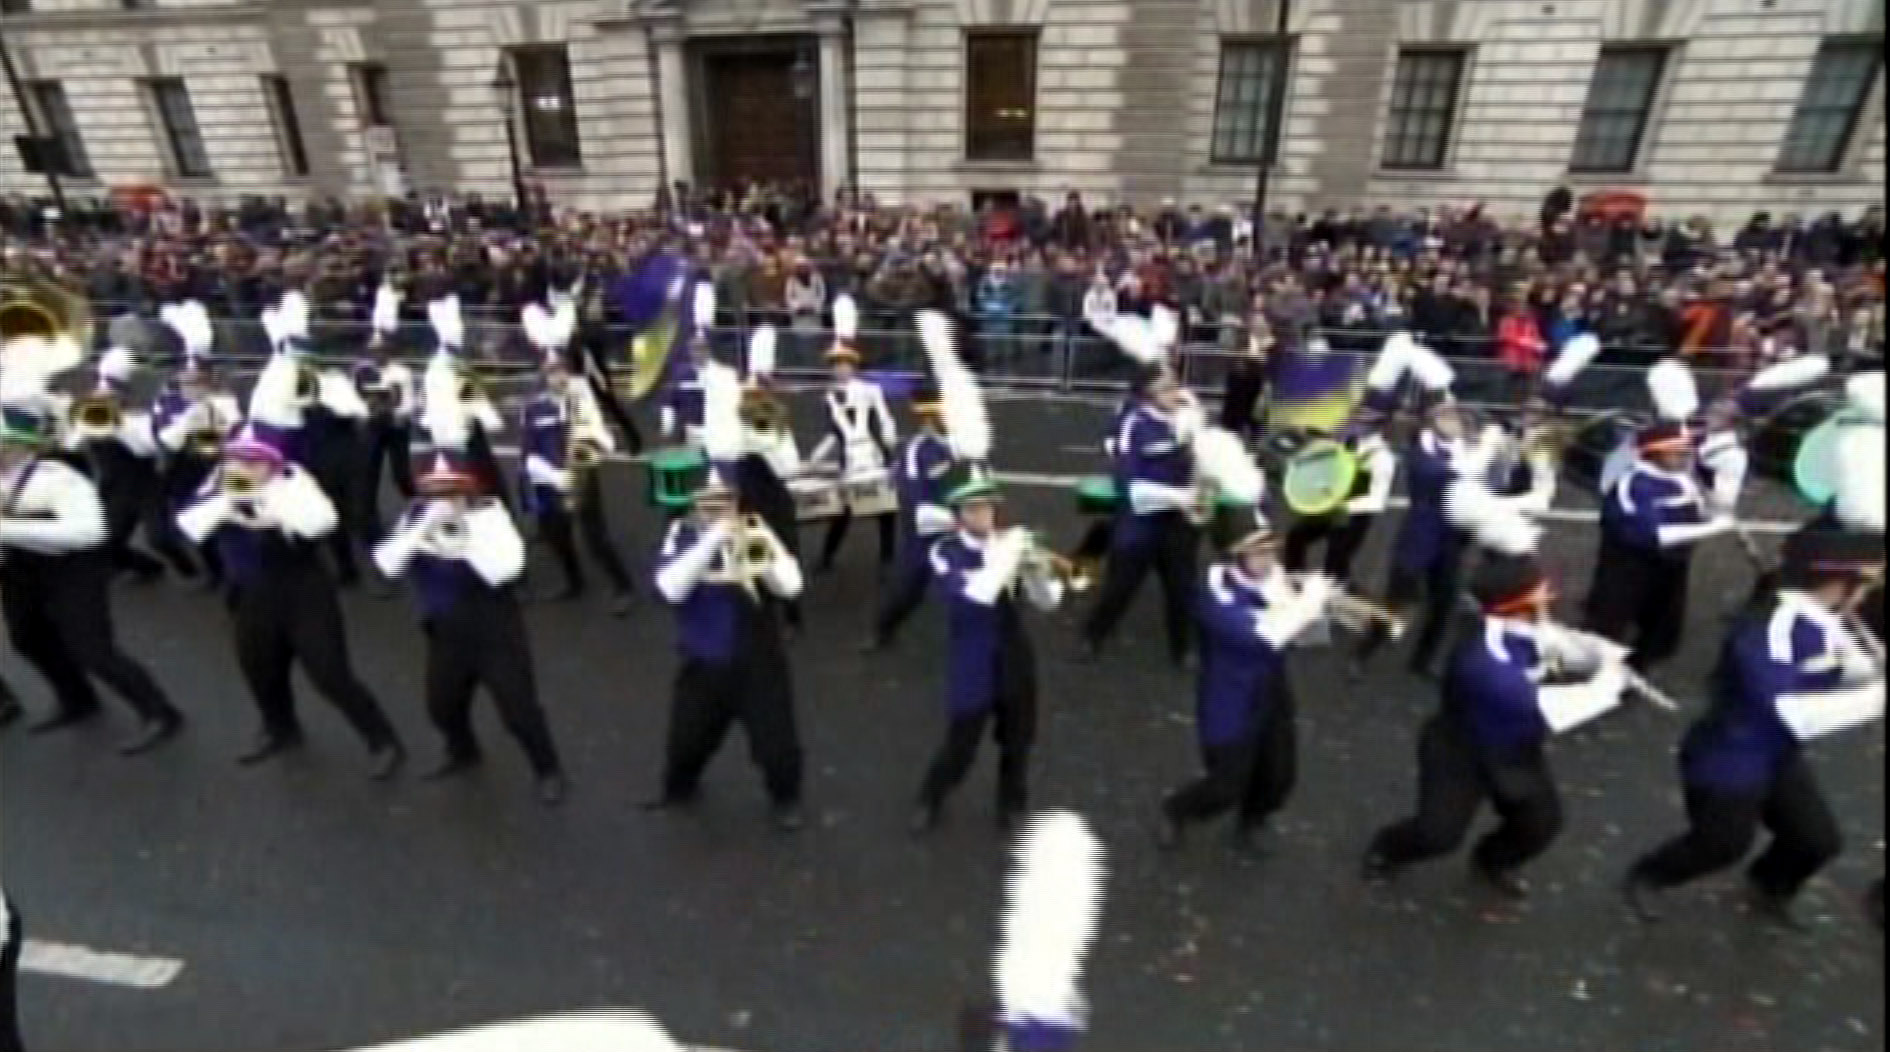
[1287,574,1407,639]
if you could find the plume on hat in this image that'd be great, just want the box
[1445,477,1541,556]
[1832,422,1885,533]
[700,361,745,463]
[1086,311,1164,366]
[747,324,777,380]
[260,290,310,352]
[832,292,859,344]
[1843,370,1883,423]
[918,309,990,463]
[993,811,1106,1040]
[371,281,402,337]
[428,295,465,351]
[1404,339,1455,392]
[1738,354,1830,413]
[691,281,717,332]
[352,1010,683,1052]
[1646,358,1698,422]
[1542,332,1601,396]
[1193,426,1265,506]
[0,333,83,406]
[1150,304,1180,352]
[419,356,470,450]
[1365,331,1416,393]
[160,299,215,361]
[522,301,574,352]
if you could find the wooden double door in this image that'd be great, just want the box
[696,39,819,191]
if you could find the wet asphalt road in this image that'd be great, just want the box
[1,398,1881,1052]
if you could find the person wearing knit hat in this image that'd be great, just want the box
[807,324,899,573]
[176,425,405,779]
[1583,419,1736,675]
[864,377,955,652]
[0,398,185,754]
[374,450,568,805]
[1079,368,1203,668]
[1364,554,1634,898]
[1157,505,1331,850]
[520,346,634,615]
[910,465,1065,834]
[1624,526,1885,926]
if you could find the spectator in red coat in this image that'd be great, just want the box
[1496,297,1548,402]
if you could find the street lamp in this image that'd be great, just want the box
[1250,0,1291,256]
[789,51,815,101]
[490,69,527,219]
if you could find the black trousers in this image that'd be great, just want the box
[872,547,933,643]
[1,553,178,723]
[161,454,221,582]
[1221,362,1265,440]
[359,418,415,541]
[535,474,632,595]
[95,445,191,578]
[1585,537,1690,671]
[1,897,20,1052]
[424,592,561,776]
[661,641,802,805]
[819,509,896,568]
[306,427,364,583]
[1357,552,1463,672]
[1083,513,1198,659]
[229,565,397,750]
[1164,685,1299,829]
[918,627,1039,816]
[1367,715,1566,876]
[1629,754,1842,901]
[1283,513,1375,583]
[585,373,644,457]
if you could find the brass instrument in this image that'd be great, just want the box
[428,504,470,555]
[0,275,93,348]
[1289,574,1407,639]
[741,387,791,436]
[456,359,486,403]
[68,393,122,441]
[293,364,322,408]
[1022,541,1092,592]
[563,391,607,511]
[184,397,227,459]
[707,513,782,597]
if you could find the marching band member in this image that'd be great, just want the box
[1079,367,1201,667]
[808,293,898,572]
[865,377,955,651]
[417,293,508,504]
[355,277,418,532]
[0,346,184,753]
[520,345,634,614]
[646,369,807,831]
[1158,506,1329,850]
[374,451,567,805]
[1351,338,1499,679]
[1488,333,1602,520]
[1364,545,1637,899]
[1583,418,1735,674]
[658,282,717,446]
[176,426,404,777]
[1283,335,1413,581]
[75,340,189,581]
[1624,526,1884,925]
[732,325,806,636]
[151,318,240,589]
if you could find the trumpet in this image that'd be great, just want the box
[68,393,122,440]
[1288,574,1407,639]
[429,508,469,555]
[292,364,321,407]
[183,395,227,459]
[1022,542,1091,592]
[706,513,782,598]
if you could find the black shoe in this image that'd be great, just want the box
[535,773,568,807]
[236,731,304,766]
[29,705,101,734]
[117,710,184,757]
[909,802,942,836]
[0,695,22,728]
[607,591,634,618]
[1229,821,1266,854]
[126,560,166,585]
[421,753,482,781]
[1361,850,1399,883]
[1745,881,1809,931]
[1621,872,1664,924]
[641,791,697,812]
[771,803,806,832]
[1472,859,1529,900]
[367,741,406,781]
[546,582,586,603]
[1154,809,1185,851]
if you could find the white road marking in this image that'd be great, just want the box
[20,939,185,989]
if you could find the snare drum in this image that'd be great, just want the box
[789,476,844,521]
[842,469,898,517]
[1074,475,1120,517]
[1280,440,1358,517]
[647,446,707,509]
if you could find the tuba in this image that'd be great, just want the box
[68,393,122,441]
[0,275,93,349]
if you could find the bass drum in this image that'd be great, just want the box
[1752,389,1841,483]
[1562,410,1636,495]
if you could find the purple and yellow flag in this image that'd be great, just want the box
[1266,341,1364,433]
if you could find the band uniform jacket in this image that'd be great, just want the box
[1391,429,1468,574]
[151,384,241,460]
[1599,462,1714,561]
[1114,403,1197,548]
[1442,618,1624,761]
[894,432,955,544]
[521,385,614,514]
[928,529,1062,717]
[809,378,897,477]
[653,519,805,664]
[1681,591,1883,793]
[373,499,526,619]
[174,464,339,591]
[0,458,109,562]
[1195,564,1324,747]
[660,361,707,442]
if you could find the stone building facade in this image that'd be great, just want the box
[0,0,1882,223]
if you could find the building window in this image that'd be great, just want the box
[510,45,582,169]
[1382,49,1466,171]
[1210,39,1291,165]
[1777,38,1881,173]
[0,0,30,14]
[1570,46,1668,173]
[964,31,1037,162]
[27,82,91,178]
[350,62,392,127]
[144,77,212,178]
[261,75,310,177]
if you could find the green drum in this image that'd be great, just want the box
[1281,439,1358,517]
[648,446,708,509]
[1074,475,1120,517]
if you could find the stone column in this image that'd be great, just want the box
[646,15,694,189]
[813,12,852,201]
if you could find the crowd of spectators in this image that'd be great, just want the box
[1,182,1882,388]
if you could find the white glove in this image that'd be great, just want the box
[1296,572,1335,610]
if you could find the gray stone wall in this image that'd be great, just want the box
[0,0,1881,223]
